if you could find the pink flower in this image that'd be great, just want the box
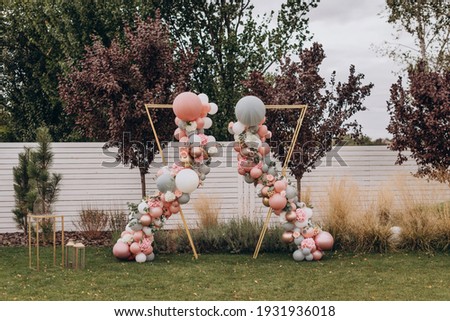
[148,198,161,208]
[266,174,274,182]
[295,209,307,222]
[139,237,153,254]
[293,231,301,238]
[255,162,263,169]
[171,163,185,174]
[174,190,183,197]
[301,237,316,251]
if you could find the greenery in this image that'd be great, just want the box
[0,248,448,300]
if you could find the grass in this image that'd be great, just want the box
[1,247,449,301]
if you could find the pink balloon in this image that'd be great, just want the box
[312,250,323,261]
[269,193,287,210]
[173,92,203,121]
[250,167,263,179]
[202,102,211,115]
[315,231,334,251]
[274,180,287,193]
[233,142,241,153]
[303,228,315,238]
[238,167,246,175]
[258,125,268,138]
[196,117,205,129]
[140,214,152,226]
[290,202,297,210]
[133,231,143,243]
[258,143,270,156]
[142,245,153,255]
[121,231,131,238]
[150,206,163,218]
[266,131,272,139]
[129,242,141,255]
[113,242,131,260]
[175,117,181,126]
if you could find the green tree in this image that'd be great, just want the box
[28,127,62,215]
[383,0,449,70]
[157,0,319,139]
[12,148,36,232]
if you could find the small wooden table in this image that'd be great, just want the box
[27,214,65,271]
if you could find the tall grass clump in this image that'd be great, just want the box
[108,209,128,242]
[193,194,221,228]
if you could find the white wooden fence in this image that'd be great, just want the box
[0,143,449,233]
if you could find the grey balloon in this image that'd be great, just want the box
[156,173,175,193]
[294,236,304,246]
[302,248,311,256]
[178,193,190,204]
[283,222,295,231]
[293,249,305,261]
[248,125,259,134]
[264,156,272,166]
[267,166,277,176]
[199,164,210,175]
[262,164,269,173]
[305,254,314,261]
[286,186,297,200]
[178,120,187,129]
[199,173,206,181]
[235,96,266,126]
[244,174,255,184]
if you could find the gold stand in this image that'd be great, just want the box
[145,104,198,259]
[252,105,307,259]
[28,214,65,271]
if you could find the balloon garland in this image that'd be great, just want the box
[113,92,219,262]
[229,96,334,261]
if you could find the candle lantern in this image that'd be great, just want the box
[73,242,86,269]
[65,239,75,268]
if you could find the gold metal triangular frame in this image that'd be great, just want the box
[144,103,308,260]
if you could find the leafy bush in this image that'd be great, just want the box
[76,207,109,239]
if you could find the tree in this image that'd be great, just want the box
[383,0,449,70]
[243,43,373,196]
[12,148,36,232]
[157,0,319,139]
[1,1,159,141]
[59,16,195,197]
[28,127,62,215]
[387,62,449,184]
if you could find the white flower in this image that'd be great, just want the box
[185,121,198,132]
[164,191,176,202]
[208,146,218,155]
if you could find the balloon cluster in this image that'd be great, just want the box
[230,96,334,261]
[113,92,219,262]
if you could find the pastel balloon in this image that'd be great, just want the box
[146,253,155,262]
[312,250,323,261]
[137,201,148,214]
[175,169,200,193]
[303,228,315,238]
[129,242,141,255]
[178,193,190,204]
[292,249,305,261]
[235,96,266,126]
[149,206,163,218]
[285,186,297,200]
[140,214,152,226]
[305,254,314,261]
[169,204,180,214]
[203,117,213,129]
[315,231,334,251]
[189,134,202,144]
[135,252,147,263]
[281,231,294,243]
[258,144,270,156]
[274,180,287,193]
[285,211,297,222]
[250,167,263,179]
[304,207,313,218]
[173,92,203,121]
[232,121,246,135]
[209,103,218,115]
[269,193,287,210]
[133,231,143,243]
[196,117,205,129]
[257,125,268,137]
[156,173,175,193]
[262,197,270,207]
[113,242,131,260]
[198,93,209,103]
[294,236,304,246]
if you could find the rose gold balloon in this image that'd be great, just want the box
[196,117,205,129]
[257,125,268,138]
[281,231,294,244]
[269,193,287,210]
[274,180,287,193]
[258,143,270,155]
[285,211,297,222]
[250,167,263,179]
[113,242,131,259]
[173,92,203,121]
[315,231,334,251]
[133,231,143,243]
[261,186,269,197]
[262,197,270,207]
[302,228,315,238]
[150,206,163,218]
[129,242,141,255]
[312,250,323,261]
[140,214,152,226]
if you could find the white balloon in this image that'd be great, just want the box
[189,134,202,144]
[295,220,308,228]
[293,249,305,261]
[209,102,218,115]
[207,135,216,142]
[135,253,147,263]
[137,201,148,214]
[203,117,213,129]
[232,121,246,135]
[198,93,209,103]
[235,96,266,126]
[304,207,313,218]
[175,169,200,193]
[143,227,153,236]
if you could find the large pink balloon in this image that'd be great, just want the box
[269,193,287,210]
[315,231,334,251]
[113,242,131,260]
[173,92,203,121]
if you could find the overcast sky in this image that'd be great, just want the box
[254,0,414,139]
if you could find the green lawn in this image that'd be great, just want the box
[0,247,449,301]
